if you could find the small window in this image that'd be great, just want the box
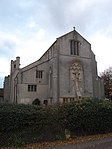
[14,64,16,68]
[36,70,43,78]
[63,98,68,103]
[70,40,80,56]
[28,85,37,92]
[43,100,48,105]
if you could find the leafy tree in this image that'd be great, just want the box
[100,67,112,100]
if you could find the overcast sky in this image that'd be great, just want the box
[0,0,112,87]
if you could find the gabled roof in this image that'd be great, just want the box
[21,40,57,72]
[57,29,91,45]
[21,29,91,72]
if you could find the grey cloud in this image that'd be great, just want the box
[0,0,112,38]
[0,0,34,31]
[32,0,112,36]
[0,39,16,58]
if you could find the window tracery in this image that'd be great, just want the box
[70,62,83,99]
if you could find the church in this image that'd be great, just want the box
[4,29,104,104]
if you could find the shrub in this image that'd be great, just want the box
[10,135,25,148]
[1,100,112,147]
[64,100,112,136]
[32,98,41,105]
[0,103,44,132]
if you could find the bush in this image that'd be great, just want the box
[64,100,112,136]
[32,98,41,105]
[10,135,25,148]
[1,100,112,147]
[0,103,45,132]
[0,103,65,147]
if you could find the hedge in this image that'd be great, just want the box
[0,104,45,131]
[0,104,65,147]
[65,100,112,136]
[0,100,112,147]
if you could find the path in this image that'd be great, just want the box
[44,136,112,149]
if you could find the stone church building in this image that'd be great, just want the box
[4,29,104,104]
